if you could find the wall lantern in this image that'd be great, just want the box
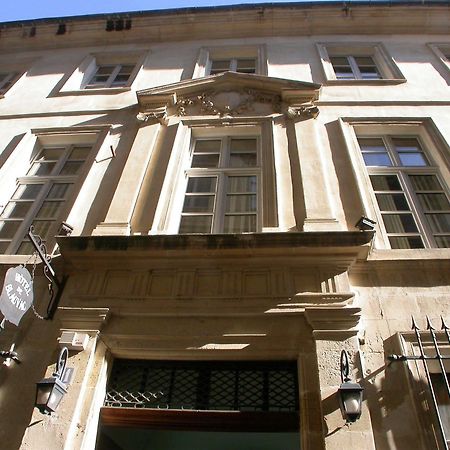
[35,347,69,415]
[338,350,364,423]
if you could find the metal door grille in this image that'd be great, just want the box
[105,360,299,412]
[389,316,450,450]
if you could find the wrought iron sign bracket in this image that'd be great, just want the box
[27,226,68,321]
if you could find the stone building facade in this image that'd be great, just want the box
[0,2,449,449]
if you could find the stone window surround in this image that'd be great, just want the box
[0,126,109,256]
[193,45,267,78]
[317,42,406,85]
[152,118,278,235]
[0,56,36,98]
[58,49,148,95]
[339,118,450,252]
[428,43,450,74]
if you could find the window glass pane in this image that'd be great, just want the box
[334,67,355,79]
[435,236,450,248]
[370,175,401,191]
[358,138,387,152]
[194,140,221,153]
[210,60,230,74]
[360,69,381,80]
[179,216,212,234]
[236,59,256,73]
[191,154,219,168]
[38,148,63,161]
[375,193,409,211]
[330,56,349,66]
[183,196,215,213]
[0,221,21,239]
[409,175,442,191]
[383,214,419,233]
[36,201,65,219]
[425,214,450,233]
[227,176,257,193]
[229,153,257,168]
[27,162,57,176]
[69,146,91,160]
[0,241,9,253]
[59,161,84,175]
[398,153,428,167]
[223,215,256,233]
[354,56,376,66]
[393,138,429,166]
[47,183,71,199]
[12,184,43,200]
[31,220,54,240]
[187,177,217,193]
[96,66,115,76]
[392,137,422,152]
[112,65,134,85]
[389,236,424,249]
[417,193,450,211]
[16,241,34,254]
[226,195,257,213]
[230,139,257,152]
[363,153,392,166]
[1,201,33,218]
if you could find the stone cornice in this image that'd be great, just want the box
[0,5,449,51]
[56,231,374,271]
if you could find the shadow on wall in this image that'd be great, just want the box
[73,107,140,235]
[361,335,444,450]
[325,120,364,232]
[278,115,307,231]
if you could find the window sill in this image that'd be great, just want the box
[324,78,406,86]
[55,87,131,96]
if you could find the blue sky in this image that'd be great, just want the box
[1,0,322,23]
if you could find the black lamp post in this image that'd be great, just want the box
[35,347,69,415]
[338,350,364,423]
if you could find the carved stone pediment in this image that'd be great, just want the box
[136,72,321,122]
[176,88,282,117]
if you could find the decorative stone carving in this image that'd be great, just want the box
[136,106,167,125]
[286,103,320,120]
[175,88,282,117]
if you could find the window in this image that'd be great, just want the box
[96,360,300,450]
[59,51,145,93]
[179,137,260,234]
[317,43,405,83]
[193,46,267,78]
[390,321,450,448]
[357,135,450,249]
[84,64,136,89]
[330,56,380,80]
[209,58,257,75]
[431,373,450,443]
[0,72,20,95]
[0,144,92,254]
[428,43,450,76]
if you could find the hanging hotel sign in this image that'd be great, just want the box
[0,266,34,326]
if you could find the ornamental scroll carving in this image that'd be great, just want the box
[175,89,282,117]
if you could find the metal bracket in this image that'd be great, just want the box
[27,226,68,320]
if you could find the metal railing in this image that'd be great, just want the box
[389,317,450,450]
